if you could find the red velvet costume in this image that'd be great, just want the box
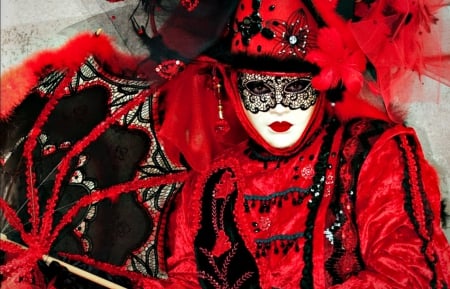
[144,90,450,289]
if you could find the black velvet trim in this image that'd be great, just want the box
[298,0,326,27]
[324,118,390,285]
[229,54,320,74]
[244,140,289,169]
[325,81,344,103]
[335,0,355,21]
[300,117,340,289]
[347,119,391,193]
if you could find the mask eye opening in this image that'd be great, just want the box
[284,78,311,93]
[245,80,273,95]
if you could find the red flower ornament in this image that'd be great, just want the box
[211,230,232,257]
[267,9,315,58]
[213,171,236,199]
[305,27,366,98]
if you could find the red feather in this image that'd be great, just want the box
[306,27,366,97]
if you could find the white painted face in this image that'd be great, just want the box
[238,71,318,149]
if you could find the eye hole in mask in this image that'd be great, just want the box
[245,81,272,95]
[284,79,311,93]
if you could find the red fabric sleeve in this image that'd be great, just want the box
[331,127,450,289]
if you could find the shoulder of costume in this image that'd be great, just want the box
[341,117,427,165]
[341,116,413,140]
[0,32,146,121]
[368,122,423,153]
[338,116,419,156]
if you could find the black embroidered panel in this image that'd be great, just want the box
[299,117,340,289]
[324,118,390,285]
[195,169,261,289]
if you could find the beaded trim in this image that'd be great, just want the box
[396,134,447,289]
[299,117,340,289]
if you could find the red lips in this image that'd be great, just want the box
[269,121,292,132]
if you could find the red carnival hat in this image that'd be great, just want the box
[226,0,450,121]
[228,0,368,104]
[228,0,377,120]
[231,0,320,62]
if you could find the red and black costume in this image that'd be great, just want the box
[156,101,450,289]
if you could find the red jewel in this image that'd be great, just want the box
[214,119,230,136]
[350,120,368,135]
[259,217,271,231]
[301,164,314,179]
[181,0,199,11]
[59,141,71,149]
[155,60,185,79]
[81,238,91,253]
[325,175,334,185]
[42,145,56,156]
[337,253,358,275]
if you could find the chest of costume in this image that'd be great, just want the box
[193,118,391,289]
[194,117,333,288]
[240,144,327,288]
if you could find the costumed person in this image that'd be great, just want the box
[140,0,450,288]
[1,0,450,288]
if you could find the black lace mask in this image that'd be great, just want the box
[238,71,318,114]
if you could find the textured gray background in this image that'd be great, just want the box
[1,0,449,238]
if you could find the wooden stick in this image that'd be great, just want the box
[0,233,127,289]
